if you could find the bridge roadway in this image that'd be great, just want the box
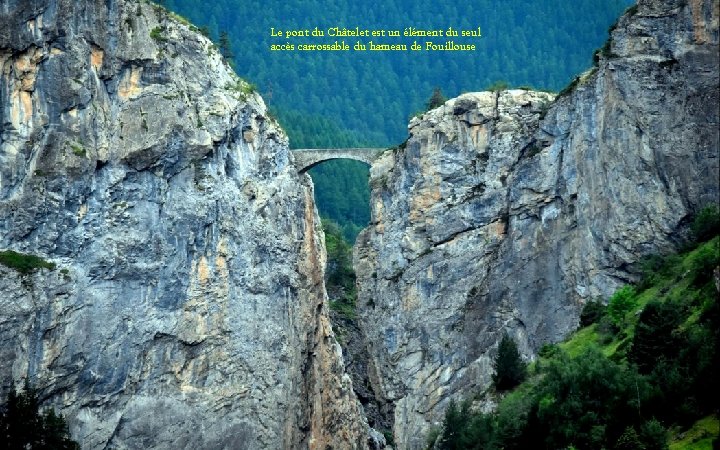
[292,148,386,173]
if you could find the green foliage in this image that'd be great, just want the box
[69,142,85,157]
[493,387,534,448]
[607,285,637,327]
[593,36,616,66]
[669,416,719,450]
[308,161,370,242]
[225,80,257,100]
[0,250,56,274]
[323,219,355,288]
[431,237,720,449]
[615,426,645,450]
[492,334,527,391]
[538,343,561,359]
[535,347,649,449]
[0,382,80,449]
[197,25,210,37]
[329,291,357,319]
[436,348,667,450]
[645,309,719,425]
[557,75,581,98]
[425,425,442,449]
[151,1,169,17]
[278,109,372,242]
[218,30,234,62]
[639,419,670,450]
[692,206,720,243]
[580,299,606,326]
[163,0,630,145]
[242,82,257,95]
[637,253,682,291]
[486,80,510,92]
[439,399,470,449]
[323,218,358,320]
[630,300,683,374]
[426,87,447,111]
[150,26,167,42]
[689,242,719,286]
[382,429,395,447]
[162,0,631,239]
[168,11,191,26]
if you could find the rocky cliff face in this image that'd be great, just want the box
[0,0,368,448]
[354,0,720,448]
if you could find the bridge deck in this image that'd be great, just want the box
[291,148,387,172]
[292,148,386,152]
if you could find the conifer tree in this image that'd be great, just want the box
[426,87,446,110]
[0,382,79,449]
[198,25,211,38]
[218,31,234,62]
[439,399,466,449]
[493,333,527,391]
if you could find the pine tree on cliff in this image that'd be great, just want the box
[439,399,466,449]
[493,333,527,391]
[219,31,234,62]
[426,87,446,110]
[0,381,80,449]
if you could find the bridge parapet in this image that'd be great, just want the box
[292,148,386,173]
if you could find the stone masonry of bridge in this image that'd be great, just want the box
[292,148,387,172]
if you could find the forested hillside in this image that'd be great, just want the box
[161,0,631,144]
[430,209,720,449]
[161,0,633,240]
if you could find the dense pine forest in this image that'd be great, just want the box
[162,0,633,240]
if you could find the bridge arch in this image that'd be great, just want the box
[292,148,386,173]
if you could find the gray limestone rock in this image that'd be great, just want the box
[0,0,368,448]
[354,0,719,448]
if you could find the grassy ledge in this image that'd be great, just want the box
[428,206,719,449]
[0,250,56,274]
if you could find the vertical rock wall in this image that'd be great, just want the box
[0,0,367,448]
[355,0,719,448]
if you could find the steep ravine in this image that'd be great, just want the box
[0,0,369,448]
[354,0,719,448]
[2,0,719,449]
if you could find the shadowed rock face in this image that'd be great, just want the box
[354,0,719,448]
[0,0,369,448]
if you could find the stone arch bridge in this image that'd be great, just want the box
[292,148,386,173]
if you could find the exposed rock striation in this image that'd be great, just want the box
[354,0,720,448]
[0,0,368,448]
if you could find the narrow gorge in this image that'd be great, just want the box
[0,0,718,449]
